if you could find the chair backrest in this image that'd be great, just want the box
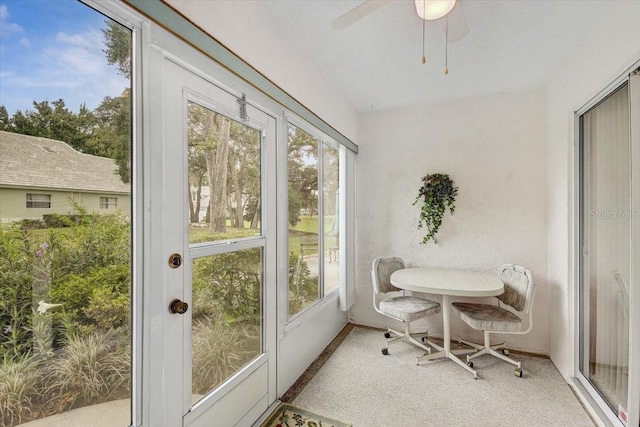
[371,256,405,295]
[497,264,535,313]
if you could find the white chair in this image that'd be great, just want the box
[371,256,441,355]
[451,264,535,377]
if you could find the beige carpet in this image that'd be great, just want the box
[291,326,595,427]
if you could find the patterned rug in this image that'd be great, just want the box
[260,402,352,427]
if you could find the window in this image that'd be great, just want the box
[26,193,51,208]
[287,122,344,318]
[100,197,118,209]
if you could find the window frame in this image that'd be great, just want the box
[285,114,345,324]
[100,196,118,209]
[26,193,51,209]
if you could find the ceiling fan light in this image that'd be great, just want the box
[415,0,456,20]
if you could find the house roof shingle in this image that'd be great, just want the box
[0,131,129,194]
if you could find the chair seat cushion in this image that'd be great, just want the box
[380,296,440,323]
[451,302,522,333]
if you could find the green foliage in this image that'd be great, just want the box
[288,124,320,225]
[87,95,132,183]
[51,264,130,328]
[51,210,130,278]
[6,99,92,152]
[102,20,132,80]
[0,106,9,130]
[42,214,85,228]
[191,315,258,394]
[0,354,40,426]
[413,173,458,244]
[84,284,130,330]
[287,252,317,316]
[43,330,130,408]
[0,228,34,357]
[16,219,46,230]
[193,249,261,321]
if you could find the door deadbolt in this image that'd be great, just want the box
[168,253,182,269]
[169,299,189,314]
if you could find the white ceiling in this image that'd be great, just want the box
[258,0,634,113]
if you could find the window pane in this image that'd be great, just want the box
[580,84,630,412]
[287,124,319,317]
[323,144,340,295]
[0,1,132,426]
[187,102,261,243]
[191,248,262,403]
[26,194,52,209]
[100,197,118,209]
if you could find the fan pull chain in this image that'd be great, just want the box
[444,14,449,75]
[421,1,426,64]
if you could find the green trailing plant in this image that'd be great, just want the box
[413,173,458,244]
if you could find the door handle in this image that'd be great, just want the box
[169,299,189,314]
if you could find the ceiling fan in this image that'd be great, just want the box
[331,0,469,73]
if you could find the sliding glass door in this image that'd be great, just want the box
[578,69,639,427]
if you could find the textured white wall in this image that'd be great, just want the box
[353,90,549,353]
[166,0,359,142]
[545,2,640,379]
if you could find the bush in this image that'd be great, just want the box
[0,354,40,426]
[192,249,261,321]
[191,315,257,394]
[288,252,316,316]
[51,264,130,329]
[0,228,34,357]
[15,219,46,230]
[42,214,85,228]
[43,330,130,409]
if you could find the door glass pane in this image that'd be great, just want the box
[0,1,132,426]
[580,84,630,413]
[190,248,262,403]
[287,124,320,317]
[323,144,340,295]
[187,102,261,243]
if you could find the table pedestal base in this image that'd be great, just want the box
[416,348,478,379]
[416,295,479,379]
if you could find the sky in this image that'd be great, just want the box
[0,0,129,115]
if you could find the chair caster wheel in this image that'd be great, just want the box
[515,368,523,377]
[502,348,510,355]
[421,336,428,343]
[457,344,463,349]
[382,348,389,355]
[467,361,474,368]
[384,332,391,339]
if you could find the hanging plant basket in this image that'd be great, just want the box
[412,173,458,244]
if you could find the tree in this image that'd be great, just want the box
[287,124,319,226]
[206,114,231,233]
[228,121,260,229]
[102,20,132,80]
[0,106,9,130]
[5,99,94,152]
[88,95,131,183]
[188,104,231,233]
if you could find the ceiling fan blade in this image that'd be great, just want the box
[440,2,469,42]
[331,0,392,30]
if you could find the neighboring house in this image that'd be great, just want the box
[0,131,130,223]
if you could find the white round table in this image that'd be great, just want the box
[390,267,504,378]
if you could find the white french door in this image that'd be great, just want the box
[145,32,277,426]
